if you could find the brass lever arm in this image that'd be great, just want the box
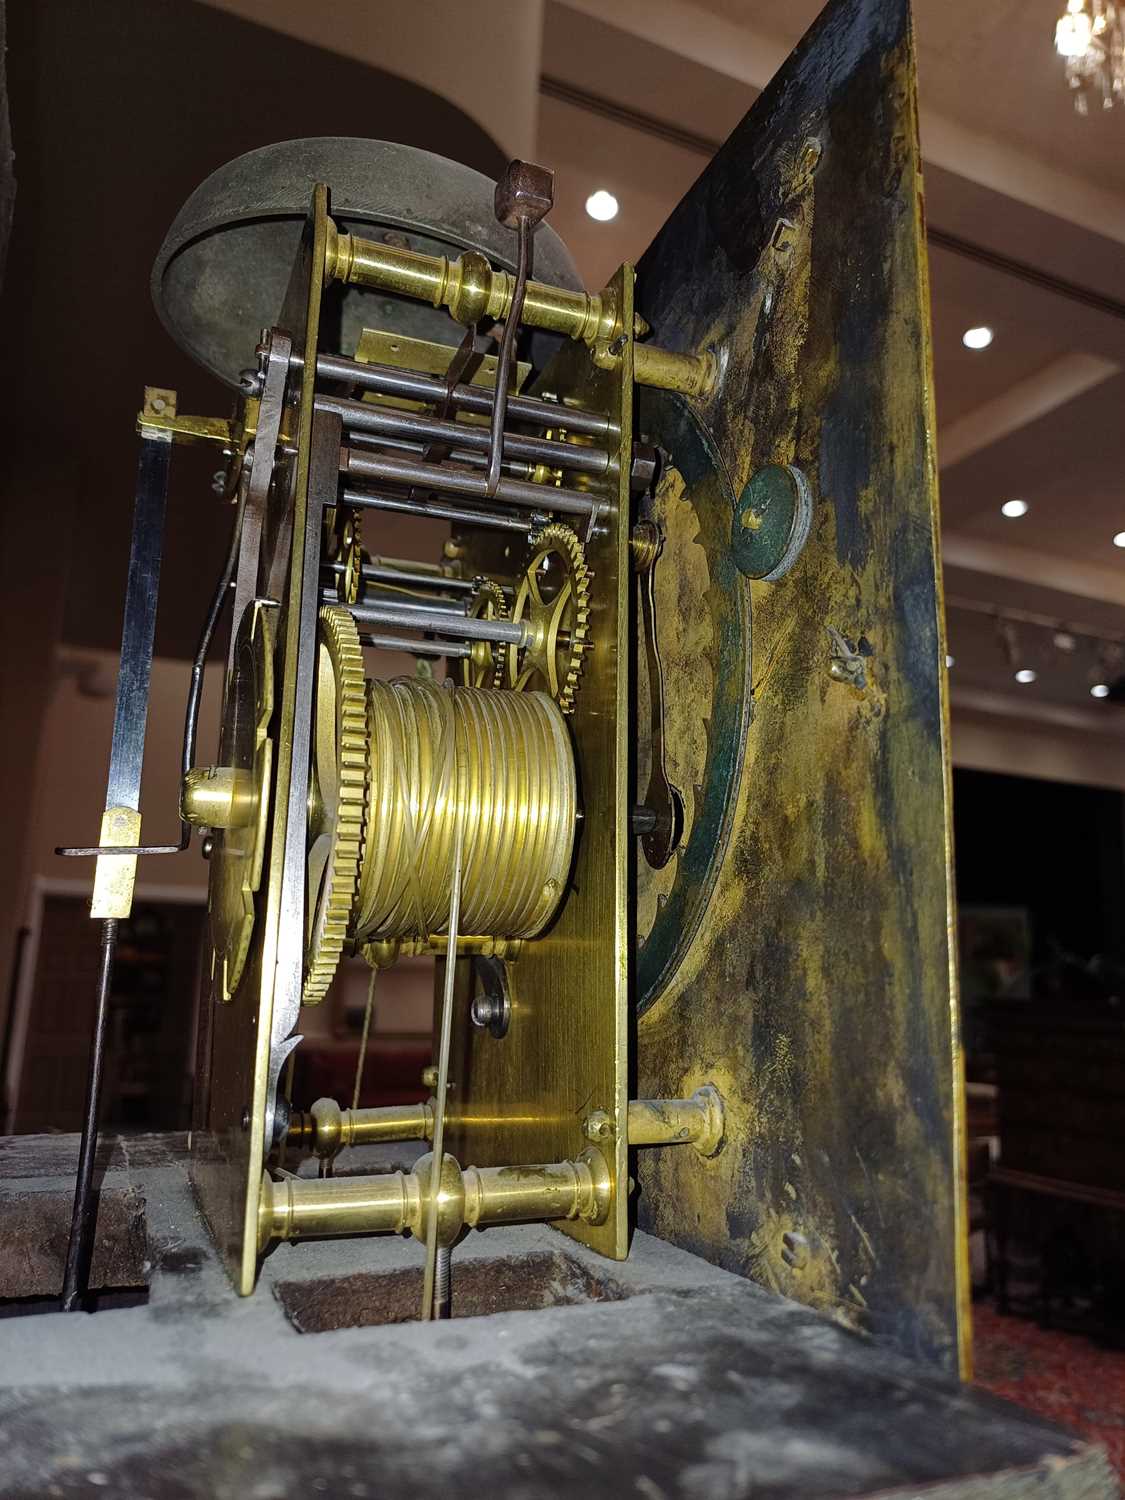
[632,521,684,869]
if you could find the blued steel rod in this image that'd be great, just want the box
[316,393,608,477]
[315,351,612,439]
[342,485,536,535]
[363,562,473,593]
[346,429,540,482]
[347,599,525,646]
[320,576,467,614]
[61,918,119,1312]
[340,447,599,522]
[372,554,472,587]
[359,632,471,660]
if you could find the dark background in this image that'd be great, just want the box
[953,766,1125,980]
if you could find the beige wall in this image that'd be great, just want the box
[198,0,544,162]
[23,650,223,904]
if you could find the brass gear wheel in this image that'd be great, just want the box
[195,599,275,1002]
[508,522,591,713]
[337,512,364,605]
[461,576,508,688]
[304,605,368,1005]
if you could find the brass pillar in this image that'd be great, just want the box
[289,1090,726,1161]
[626,1086,724,1157]
[324,221,712,396]
[258,1148,611,1252]
[287,1098,434,1158]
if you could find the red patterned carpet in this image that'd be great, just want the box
[973,1300,1125,1480]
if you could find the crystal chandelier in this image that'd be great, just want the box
[1055,0,1125,112]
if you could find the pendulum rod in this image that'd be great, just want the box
[422,701,465,1321]
[61,918,119,1311]
[352,966,378,1112]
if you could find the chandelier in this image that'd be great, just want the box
[1055,0,1125,112]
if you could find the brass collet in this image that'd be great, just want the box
[258,1148,612,1253]
[181,766,254,830]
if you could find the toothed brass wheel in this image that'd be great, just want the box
[508,523,591,714]
[330,511,364,605]
[461,577,508,689]
[304,605,368,1004]
[187,598,275,1003]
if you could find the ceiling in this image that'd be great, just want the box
[537,0,1125,760]
[7,0,1125,771]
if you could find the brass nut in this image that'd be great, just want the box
[584,1110,614,1142]
[421,1065,439,1089]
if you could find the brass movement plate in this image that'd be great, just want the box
[355,328,529,419]
[630,0,968,1375]
[191,187,330,1295]
[443,268,635,1260]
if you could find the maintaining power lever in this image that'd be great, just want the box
[632,520,684,870]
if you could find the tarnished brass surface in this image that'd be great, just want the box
[631,343,715,399]
[354,327,529,417]
[327,223,628,345]
[288,1099,435,1157]
[190,187,331,1296]
[627,1089,724,1157]
[181,767,248,830]
[461,579,508,688]
[136,409,233,448]
[630,0,967,1374]
[258,1148,611,1251]
[291,1093,725,1162]
[304,606,367,1005]
[328,222,701,395]
[89,806,142,920]
[188,599,275,1002]
[443,266,634,1261]
[507,523,592,712]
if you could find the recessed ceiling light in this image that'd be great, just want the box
[945,654,955,668]
[1091,682,1111,698]
[585,189,619,222]
[1114,531,1125,548]
[1001,498,1028,518]
[1014,668,1037,684]
[962,325,993,350]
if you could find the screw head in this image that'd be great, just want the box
[584,1110,614,1141]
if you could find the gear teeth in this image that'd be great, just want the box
[337,510,364,604]
[510,522,592,714]
[462,576,509,689]
[303,605,368,1005]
